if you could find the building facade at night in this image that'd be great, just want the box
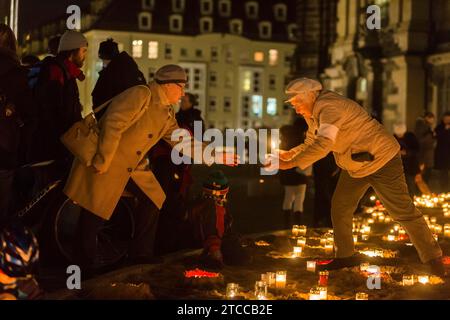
[321,0,450,132]
[22,0,298,130]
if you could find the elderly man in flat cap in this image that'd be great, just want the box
[265,78,446,276]
[64,64,237,273]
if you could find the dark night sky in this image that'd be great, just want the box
[19,0,90,37]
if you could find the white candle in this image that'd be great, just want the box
[265,272,276,287]
[276,271,287,289]
[226,283,239,299]
[307,261,316,272]
[387,234,396,242]
[353,234,358,243]
[418,275,429,285]
[402,275,414,286]
[309,287,321,300]
[293,246,302,258]
[292,225,300,237]
[297,237,307,247]
[298,225,307,236]
[318,286,328,300]
[356,292,369,300]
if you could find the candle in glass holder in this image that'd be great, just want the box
[385,216,392,223]
[367,218,375,224]
[435,224,443,234]
[226,283,240,299]
[298,225,307,236]
[378,214,385,222]
[276,271,287,289]
[418,275,429,284]
[292,225,300,237]
[307,261,317,272]
[387,234,396,242]
[297,236,307,247]
[433,234,439,241]
[355,292,369,300]
[398,228,406,235]
[324,239,334,252]
[360,262,370,272]
[393,224,400,232]
[254,281,268,300]
[402,275,414,286]
[309,287,321,300]
[318,271,329,286]
[265,272,276,287]
[293,246,302,258]
[318,286,328,300]
[353,234,358,243]
[361,234,369,241]
[320,235,327,246]
[444,224,450,238]
[430,217,437,224]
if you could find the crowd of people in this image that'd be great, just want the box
[0,25,241,299]
[1,22,449,299]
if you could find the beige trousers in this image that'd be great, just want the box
[331,153,442,263]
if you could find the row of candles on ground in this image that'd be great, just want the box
[360,262,432,286]
[413,193,450,211]
[291,226,335,255]
[226,269,370,300]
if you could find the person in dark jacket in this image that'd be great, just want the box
[91,38,146,120]
[279,118,310,228]
[32,30,87,183]
[0,24,34,225]
[394,123,430,196]
[414,112,436,184]
[176,93,205,139]
[434,112,450,193]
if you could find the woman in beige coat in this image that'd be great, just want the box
[64,65,236,272]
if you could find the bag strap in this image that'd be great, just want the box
[92,85,150,115]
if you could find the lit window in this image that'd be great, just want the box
[132,40,143,58]
[252,95,263,118]
[170,15,183,32]
[229,19,243,35]
[288,24,298,41]
[273,4,287,22]
[138,12,152,30]
[267,98,277,116]
[200,17,213,33]
[224,97,231,112]
[259,22,272,39]
[246,1,259,19]
[148,41,158,59]
[254,51,264,62]
[201,0,213,15]
[219,0,231,17]
[165,44,172,59]
[243,71,252,92]
[268,49,278,66]
[142,0,155,10]
[172,0,185,13]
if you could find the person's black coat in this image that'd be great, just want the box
[31,57,83,171]
[92,52,146,119]
[176,107,205,139]
[395,132,421,176]
[434,122,450,170]
[0,48,35,169]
